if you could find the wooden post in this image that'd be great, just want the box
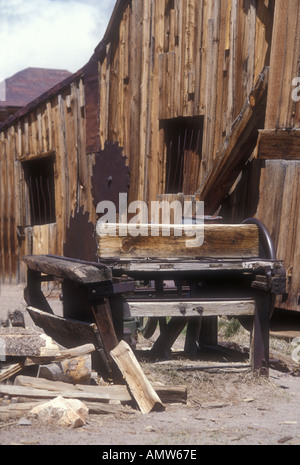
[91,297,123,382]
[24,269,54,314]
[252,290,271,376]
[91,298,119,361]
[108,295,125,342]
[184,282,202,354]
[198,317,218,348]
[151,317,189,358]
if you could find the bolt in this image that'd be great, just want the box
[179,306,186,315]
[194,306,204,315]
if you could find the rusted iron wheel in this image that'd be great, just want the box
[238,218,276,332]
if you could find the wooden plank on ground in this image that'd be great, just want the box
[96,223,259,259]
[1,381,131,404]
[12,375,186,405]
[111,340,165,414]
[0,402,45,421]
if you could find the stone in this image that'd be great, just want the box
[18,417,32,426]
[28,396,89,428]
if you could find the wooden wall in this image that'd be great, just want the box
[0,74,96,283]
[0,0,285,299]
[255,0,300,312]
[98,0,274,204]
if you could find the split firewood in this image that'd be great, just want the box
[25,343,96,367]
[111,340,165,414]
[38,354,92,385]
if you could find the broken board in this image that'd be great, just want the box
[26,306,101,350]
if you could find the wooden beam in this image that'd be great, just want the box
[106,258,282,275]
[195,67,269,214]
[91,298,119,362]
[257,129,300,160]
[96,223,259,259]
[127,299,256,318]
[0,382,132,404]
[22,255,112,284]
[18,150,55,163]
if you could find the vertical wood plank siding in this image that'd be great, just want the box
[0,76,92,283]
[255,0,300,311]
[0,0,275,287]
[98,0,274,204]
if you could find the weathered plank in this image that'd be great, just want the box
[127,299,255,318]
[264,0,300,129]
[22,254,112,284]
[2,380,132,403]
[26,306,101,350]
[257,129,300,160]
[11,375,187,405]
[0,363,24,383]
[0,402,45,421]
[96,223,259,259]
[111,340,165,414]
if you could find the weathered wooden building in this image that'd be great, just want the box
[0,0,299,314]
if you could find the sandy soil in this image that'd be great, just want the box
[1,284,300,446]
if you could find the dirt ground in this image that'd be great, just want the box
[0,283,300,446]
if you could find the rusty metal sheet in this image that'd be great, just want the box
[91,141,130,211]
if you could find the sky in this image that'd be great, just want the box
[0,0,116,82]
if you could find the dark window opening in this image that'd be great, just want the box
[22,156,56,226]
[161,116,204,195]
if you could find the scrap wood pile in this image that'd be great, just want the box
[0,320,187,428]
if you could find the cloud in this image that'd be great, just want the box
[0,0,116,80]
